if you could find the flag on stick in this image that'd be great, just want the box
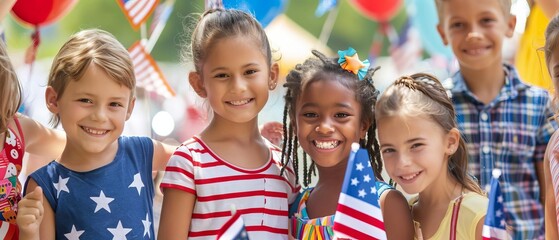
[129,41,175,98]
[482,169,510,240]
[217,207,250,240]
[333,143,387,240]
[116,0,159,30]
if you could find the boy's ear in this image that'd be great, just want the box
[446,128,460,155]
[189,72,207,98]
[437,24,449,45]
[268,63,279,90]
[505,15,517,38]
[45,86,59,114]
[126,97,136,121]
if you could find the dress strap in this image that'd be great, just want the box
[449,195,463,240]
[11,115,25,149]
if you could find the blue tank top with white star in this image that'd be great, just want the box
[26,136,155,239]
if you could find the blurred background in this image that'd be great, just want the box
[2,0,531,144]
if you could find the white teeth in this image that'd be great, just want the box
[401,172,420,180]
[83,127,108,135]
[314,140,339,149]
[228,99,251,106]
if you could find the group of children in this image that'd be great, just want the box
[1,0,559,239]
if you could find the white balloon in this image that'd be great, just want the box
[152,111,175,137]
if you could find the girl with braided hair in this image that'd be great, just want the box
[282,48,413,239]
[376,73,487,240]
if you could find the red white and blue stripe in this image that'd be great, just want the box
[333,143,387,240]
[217,209,250,240]
[482,169,510,240]
[116,0,158,29]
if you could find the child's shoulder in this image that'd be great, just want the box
[459,192,488,216]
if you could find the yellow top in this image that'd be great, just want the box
[411,192,488,240]
[515,4,552,91]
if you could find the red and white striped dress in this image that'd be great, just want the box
[161,136,300,240]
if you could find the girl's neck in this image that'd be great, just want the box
[201,114,261,143]
[459,63,506,104]
[417,173,463,207]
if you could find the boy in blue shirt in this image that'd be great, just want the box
[435,0,557,239]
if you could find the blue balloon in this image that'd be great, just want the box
[408,0,453,59]
[223,0,288,28]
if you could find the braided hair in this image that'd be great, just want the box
[376,73,483,195]
[280,49,382,187]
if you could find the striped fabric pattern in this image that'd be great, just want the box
[116,0,158,29]
[161,136,299,240]
[450,64,557,239]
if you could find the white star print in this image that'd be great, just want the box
[358,189,366,198]
[129,173,145,195]
[64,225,84,240]
[351,178,359,186]
[54,176,70,198]
[356,163,364,171]
[363,174,371,182]
[498,196,503,203]
[142,213,151,238]
[107,221,132,240]
[90,190,114,213]
[496,210,502,217]
[370,187,377,195]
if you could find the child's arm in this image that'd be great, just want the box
[157,188,196,239]
[379,189,414,240]
[545,135,559,239]
[17,113,65,160]
[18,179,55,240]
[151,139,177,171]
[474,216,485,240]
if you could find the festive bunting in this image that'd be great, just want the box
[333,143,387,240]
[129,41,175,98]
[116,0,159,30]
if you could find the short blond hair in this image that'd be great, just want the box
[48,29,135,127]
[434,0,512,23]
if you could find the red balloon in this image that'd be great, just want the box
[11,0,77,27]
[350,0,402,22]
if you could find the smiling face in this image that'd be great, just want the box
[377,115,456,194]
[295,79,368,168]
[437,0,515,71]
[46,63,134,156]
[190,36,277,124]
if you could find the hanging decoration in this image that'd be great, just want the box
[116,0,159,30]
[349,0,402,22]
[11,0,78,64]
[407,0,453,59]
[129,41,175,98]
[222,0,288,28]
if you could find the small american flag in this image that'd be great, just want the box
[116,0,159,30]
[482,169,510,240]
[217,209,250,240]
[333,143,387,240]
[128,41,175,98]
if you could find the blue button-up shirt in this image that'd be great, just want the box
[450,64,557,239]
